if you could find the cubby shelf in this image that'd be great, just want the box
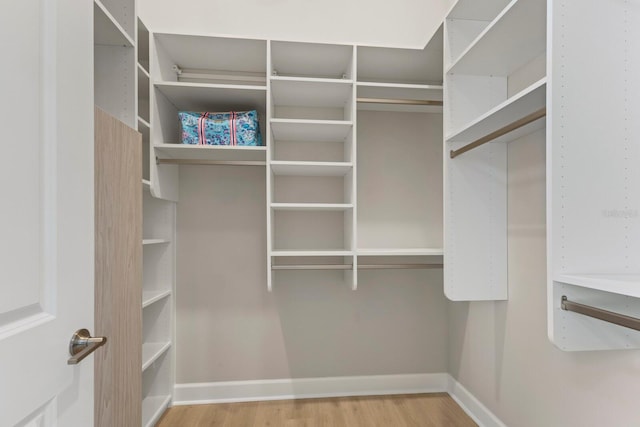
[271,78,353,108]
[446,78,546,143]
[142,395,172,427]
[555,275,640,299]
[94,0,134,47]
[270,119,353,142]
[143,239,170,245]
[447,0,546,76]
[154,82,267,111]
[155,144,266,162]
[270,161,353,176]
[271,250,353,257]
[357,248,444,256]
[142,342,172,371]
[142,289,172,308]
[271,203,354,211]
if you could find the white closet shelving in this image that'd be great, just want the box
[141,187,175,426]
[143,29,444,293]
[267,40,357,290]
[149,34,268,202]
[356,28,444,270]
[138,18,176,427]
[443,0,546,301]
[547,0,640,351]
[94,0,136,128]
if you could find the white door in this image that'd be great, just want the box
[0,0,95,426]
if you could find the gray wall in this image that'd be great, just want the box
[448,129,640,426]
[176,165,448,383]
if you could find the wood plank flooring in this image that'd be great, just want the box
[156,393,477,427]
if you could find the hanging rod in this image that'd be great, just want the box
[357,97,443,106]
[449,108,547,159]
[156,158,266,166]
[271,264,443,271]
[561,296,640,332]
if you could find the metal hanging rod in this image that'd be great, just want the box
[156,158,266,166]
[357,97,443,106]
[561,296,640,332]
[272,264,443,271]
[450,108,547,159]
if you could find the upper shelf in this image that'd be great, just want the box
[94,0,134,47]
[271,77,353,108]
[556,275,640,299]
[154,82,267,112]
[447,78,546,143]
[270,119,353,142]
[154,33,267,83]
[271,41,353,79]
[447,0,546,76]
[155,144,266,162]
[357,26,443,85]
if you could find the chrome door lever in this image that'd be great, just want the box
[68,329,107,365]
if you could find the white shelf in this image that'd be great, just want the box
[447,78,546,143]
[154,33,267,82]
[271,161,353,176]
[154,82,267,111]
[143,239,170,245]
[142,289,172,308]
[155,144,267,162]
[93,0,134,47]
[142,342,172,371]
[271,203,354,211]
[142,179,151,191]
[555,275,640,299]
[357,31,444,86]
[271,119,353,142]
[357,248,444,256]
[138,117,150,129]
[137,62,150,79]
[271,78,353,108]
[447,0,546,76]
[142,395,172,427]
[271,41,353,80]
[271,250,353,257]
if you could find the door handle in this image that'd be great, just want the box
[68,329,107,365]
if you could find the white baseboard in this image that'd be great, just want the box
[174,373,449,405]
[447,376,507,427]
[173,373,505,427]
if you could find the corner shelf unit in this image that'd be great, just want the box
[443,0,546,301]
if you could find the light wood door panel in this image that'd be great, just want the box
[95,107,142,427]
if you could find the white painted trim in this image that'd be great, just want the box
[172,373,506,427]
[174,373,449,405]
[447,376,507,427]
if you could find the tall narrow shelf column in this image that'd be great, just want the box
[443,0,546,301]
[267,41,357,290]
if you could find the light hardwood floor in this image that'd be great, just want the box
[156,393,477,426]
